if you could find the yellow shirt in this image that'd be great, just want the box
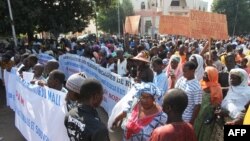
[243,105,250,125]
[220,55,226,65]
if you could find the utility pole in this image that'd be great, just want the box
[94,1,98,37]
[233,0,239,36]
[7,0,17,47]
[117,0,121,37]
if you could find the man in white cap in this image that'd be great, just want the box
[65,72,87,111]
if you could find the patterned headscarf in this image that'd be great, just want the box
[134,82,162,100]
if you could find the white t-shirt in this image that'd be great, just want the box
[117,59,127,76]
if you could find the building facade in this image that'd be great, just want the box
[130,0,208,36]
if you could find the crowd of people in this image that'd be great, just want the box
[0,34,250,141]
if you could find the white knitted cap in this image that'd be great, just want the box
[66,72,87,94]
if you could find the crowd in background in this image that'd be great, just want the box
[0,34,250,141]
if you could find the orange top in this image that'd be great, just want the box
[200,66,223,106]
[235,54,245,64]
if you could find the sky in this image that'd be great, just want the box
[204,0,214,12]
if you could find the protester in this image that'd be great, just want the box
[235,47,245,65]
[64,79,110,141]
[17,53,30,72]
[211,50,224,72]
[132,50,153,83]
[212,68,250,140]
[112,82,167,141]
[165,55,182,89]
[178,44,187,64]
[0,54,14,72]
[151,57,168,98]
[189,54,205,81]
[65,72,87,111]
[106,55,115,72]
[217,68,250,119]
[116,49,127,76]
[32,64,45,81]
[150,88,197,141]
[175,61,203,124]
[240,58,250,74]
[27,55,38,72]
[18,58,30,75]
[43,60,59,78]
[108,51,154,138]
[194,66,223,141]
[47,70,67,92]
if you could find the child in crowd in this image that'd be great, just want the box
[47,70,67,92]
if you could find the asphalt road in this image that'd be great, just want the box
[0,83,26,141]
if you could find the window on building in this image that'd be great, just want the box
[199,6,201,10]
[203,7,206,11]
[141,2,145,9]
[170,0,180,6]
[145,20,152,33]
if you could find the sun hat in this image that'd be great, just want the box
[132,51,150,63]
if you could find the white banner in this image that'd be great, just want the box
[38,53,55,65]
[59,54,133,115]
[5,70,17,110]
[7,74,69,141]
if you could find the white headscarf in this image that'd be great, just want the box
[221,68,250,119]
[189,54,204,81]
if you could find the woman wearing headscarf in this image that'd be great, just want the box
[165,55,183,89]
[194,66,223,141]
[112,82,167,141]
[108,51,154,140]
[189,54,205,81]
[220,68,250,119]
[212,68,250,140]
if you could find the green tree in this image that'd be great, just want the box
[97,0,134,34]
[212,0,250,35]
[0,0,10,36]
[0,0,109,41]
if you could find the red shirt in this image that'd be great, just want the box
[150,122,197,141]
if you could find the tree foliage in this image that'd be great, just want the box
[97,0,134,34]
[0,0,110,40]
[212,0,250,35]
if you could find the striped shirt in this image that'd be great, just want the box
[175,76,202,122]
